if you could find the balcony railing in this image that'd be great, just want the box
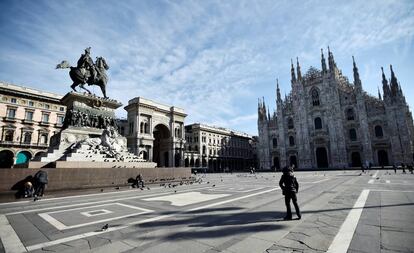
[0,141,49,148]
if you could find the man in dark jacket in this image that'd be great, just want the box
[279,166,301,220]
[34,170,48,197]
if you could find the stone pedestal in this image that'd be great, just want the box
[31,92,156,168]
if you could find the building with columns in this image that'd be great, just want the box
[258,48,414,170]
[0,83,255,170]
[0,82,65,167]
[124,97,187,167]
[184,123,255,171]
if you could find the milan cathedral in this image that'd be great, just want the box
[257,48,414,169]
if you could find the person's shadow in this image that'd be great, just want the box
[11,175,33,199]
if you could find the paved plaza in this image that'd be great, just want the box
[0,170,413,253]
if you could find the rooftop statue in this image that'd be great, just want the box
[56,47,109,98]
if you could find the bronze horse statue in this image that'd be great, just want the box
[56,57,109,98]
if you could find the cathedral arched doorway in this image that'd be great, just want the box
[0,150,14,168]
[153,124,170,167]
[351,152,362,167]
[185,158,189,167]
[378,150,389,166]
[289,156,297,168]
[273,157,280,171]
[316,147,329,168]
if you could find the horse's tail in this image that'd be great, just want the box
[56,60,71,69]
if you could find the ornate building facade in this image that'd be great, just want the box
[258,49,414,170]
[0,82,66,167]
[124,97,187,167]
[184,123,255,171]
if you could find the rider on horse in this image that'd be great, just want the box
[77,47,97,83]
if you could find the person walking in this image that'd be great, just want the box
[279,166,301,220]
[34,170,48,197]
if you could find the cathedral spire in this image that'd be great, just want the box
[352,56,362,90]
[321,48,327,73]
[296,57,302,81]
[381,67,391,98]
[378,86,382,100]
[291,59,296,83]
[328,46,336,72]
[390,65,399,96]
[276,78,281,102]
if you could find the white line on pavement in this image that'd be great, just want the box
[368,179,374,184]
[0,215,27,252]
[39,203,153,230]
[370,189,414,193]
[0,187,161,206]
[25,187,278,251]
[386,180,390,184]
[372,170,379,178]
[327,189,370,253]
[5,186,211,215]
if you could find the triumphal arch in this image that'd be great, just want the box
[124,97,187,167]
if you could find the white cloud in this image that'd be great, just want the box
[0,0,413,136]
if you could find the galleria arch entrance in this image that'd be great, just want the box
[316,147,329,168]
[153,124,170,167]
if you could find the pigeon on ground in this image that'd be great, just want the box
[147,187,150,190]
[100,189,104,192]
[101,224,109,231]
[212,184,216,187]
[33,196,39,201]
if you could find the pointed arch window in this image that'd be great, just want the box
[289,136,295,146]
[272,138,277,148]
[314,117,322,129]
[287,118,294,129]
[375,125,383,138]
[311,89,320,106]
[349,128,357,141]
[347,108,355,121]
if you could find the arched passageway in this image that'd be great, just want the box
[16,151,32,165]
[0,150,14,168]
[153,124,170,167]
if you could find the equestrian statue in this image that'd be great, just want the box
[56,47,109,98]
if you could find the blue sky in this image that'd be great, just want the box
[0,0,413,135]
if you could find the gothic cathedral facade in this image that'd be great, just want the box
[257,48,414,170]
